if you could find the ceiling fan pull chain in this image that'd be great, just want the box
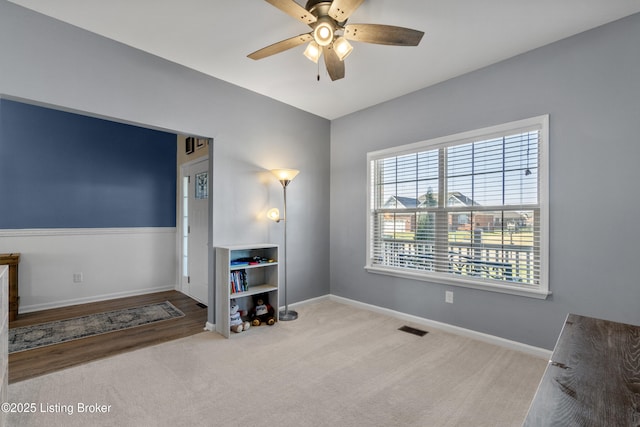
[317,59,320,81]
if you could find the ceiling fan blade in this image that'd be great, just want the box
[248,33,313,60]
[344,24,424,46]
[323,45,345,81]
[265,0,317,25]
[328,0,365,22]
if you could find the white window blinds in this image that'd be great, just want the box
[366,116,549,298]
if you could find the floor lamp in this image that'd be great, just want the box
[268,168,300,321]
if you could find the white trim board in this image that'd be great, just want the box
[286,294,552,359]
[0,227,176,238]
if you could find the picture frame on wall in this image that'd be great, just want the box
[195,172,208,199]
[196,138,207,150]
[185,137,195,154]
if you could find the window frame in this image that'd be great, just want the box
[365,115,550,299]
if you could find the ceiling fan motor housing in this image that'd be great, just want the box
[305,0,331,15]
[307,1,346,24]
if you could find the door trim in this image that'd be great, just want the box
[178,156,209,300]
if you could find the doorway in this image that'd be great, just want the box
[180,157,209,304]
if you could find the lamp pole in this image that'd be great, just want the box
[279,179,297,320]
[270,168,299,321]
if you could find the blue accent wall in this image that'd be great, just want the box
[0,99,177,228]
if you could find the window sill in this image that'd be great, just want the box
[364,265,551,300]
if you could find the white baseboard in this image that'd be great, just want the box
[204,322,215,332]
[288,294,552,359]
[285,294,330,310]
[19,285,177,313]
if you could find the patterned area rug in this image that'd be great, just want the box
[9,301,185,353]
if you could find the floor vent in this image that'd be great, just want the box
[398,325,428,337]
[196,303,207,309]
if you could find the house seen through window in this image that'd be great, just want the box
[366,116,549,298]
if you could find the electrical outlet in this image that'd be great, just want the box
[445,291,454,304]
[73,273,83,283]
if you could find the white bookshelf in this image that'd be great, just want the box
[215,244,279,338]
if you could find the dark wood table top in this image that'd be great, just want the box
[524,313,640,426]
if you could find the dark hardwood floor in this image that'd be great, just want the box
[9,290,208,384]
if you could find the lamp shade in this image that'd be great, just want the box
[303,41,321,63]
[270,168,300,182]
[267,207,281,222]
[333,37,353,61]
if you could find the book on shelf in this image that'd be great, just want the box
[229,269,248,294]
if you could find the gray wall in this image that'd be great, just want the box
[331,13,640,350]
[0,1,331,322]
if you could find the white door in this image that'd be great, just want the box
[181,158,209,304]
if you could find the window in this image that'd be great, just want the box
[366,116,549,298]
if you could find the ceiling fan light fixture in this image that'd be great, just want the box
[333,37,353,61]
[303,41,321,63]
[313,21,334,46]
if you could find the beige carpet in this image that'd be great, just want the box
[7,299,546,427]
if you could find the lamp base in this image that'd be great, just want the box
[279,309,298,321]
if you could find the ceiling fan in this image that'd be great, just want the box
[248,0,424,81]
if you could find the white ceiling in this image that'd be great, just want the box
[9,0,640,119]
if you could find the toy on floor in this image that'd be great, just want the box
[250,294,276,326]
[230,300,250,333]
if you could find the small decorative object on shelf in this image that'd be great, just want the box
[250,293,276,326]
[215,244,279,338]
[229,299,251,333]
